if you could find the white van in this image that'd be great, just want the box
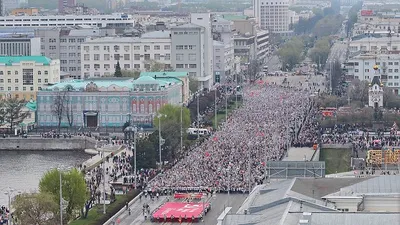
[187,128,210,137]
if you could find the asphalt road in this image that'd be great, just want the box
[326,41,349,66]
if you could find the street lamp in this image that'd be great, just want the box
[4,188,21,225]
[57,166,71,225]
[180,102,183,155]
[127,125,144,189]
[157,114,167,170]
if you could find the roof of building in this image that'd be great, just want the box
[0,56,52,66]
[140,71,188,78]
[173,23,202,29]
[222,14,249,21]
[45,78,134,90]
[141,30,171,39]
[85,36,140,43]
[306,212,400,225]
[370,75,382,86]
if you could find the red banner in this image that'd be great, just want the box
[174,193,204,199]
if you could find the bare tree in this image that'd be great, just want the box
[3,98,30,132]
[65,98,74,128]
[52,91,67,133]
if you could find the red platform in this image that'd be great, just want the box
[152,202,210,223]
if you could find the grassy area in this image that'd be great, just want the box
[320,148,351,174]
[69,192,139,225]
[211,101,243,128]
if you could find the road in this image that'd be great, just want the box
[326,40,349,65]
[264,54,281,73]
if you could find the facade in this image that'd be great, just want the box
[0,56,60,100]
[349,35,400,54]
[0,13,134,29]
[344,53,400,94]
[35,27,114,79]
[233,33,256,64]
[36,74,185,128]
[0,34,40,56]
[59,0,76,13]
[0,0,2,16]
[368,75,383,107]
[81,30,171,78]
[1,0,19,15]
[255,29,270,63]
[254,0,291,34]
[10,8,39,16]
[212,16,234,82]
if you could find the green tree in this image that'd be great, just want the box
[309,37,331,69]
[52,91,67,132]
[39,168,87,222]
[313,15,344,38]
[189,76,199,94]
[278,37,304,71]
[135,137,158,169]
[114,61,122,77]
[149,60,165,72]
[121,70,141,79]
[153,104,191,130]
[3,97,30,132]
[13,192,59,225]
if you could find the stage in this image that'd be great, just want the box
[151,202,211,223]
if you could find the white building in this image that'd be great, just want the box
[0,56,60,100]
[349,35,400,54]
[368,75,384,107]
[81,30,172,78]
[254,0,292,35]
[0,13,134,29]
[0,34,40,56]
[255,29,270,63]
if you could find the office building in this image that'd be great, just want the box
[0,13,134,29]
[59,0,76,13]
[254,0,291,35]
[0,56,60,100]
[0,33,40,56]
[36,72,187,128]
[212,16,234,82]
[35,27,114,79]
[81,30,171,79]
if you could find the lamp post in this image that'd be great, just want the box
[4,188,20,225]
[57,166,72,225]
[214,86,218,130]
[197,92,200,140]
[158,114,167,170]
[180,102,183,154]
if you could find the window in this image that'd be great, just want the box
[389,69,393,73]
[355,69,359,72]
[154,54,160,60]
[7,79,11,83]
[114,45,120,51]
[134,46,140,50]
[104,46,110,51]
[60,38,67,43]
[61,60,67,64]
[114,54,120,60]
[22,69,33,85]
[144,64,150,70]
[23,87,26,91]
[0,71,3,75]
[69,53,76,57]
[84,64,90,69]
[365,69,370,72]
[189,45,196,50]
[14,79,18,83]
[14,87,18,91]
[124,54,130,60]
[124,46,130,51]
[7,71,10,75]
[44,79,48,83]
[144,45,150,51]
[164,45,170,50]
[0,79,3,83]
[134,64,140,69]
[38,79,41,83]
[94,54,100,61]
[134,54,140,60]
[49,46,56,50]
[176,45,183,50]
[7,87,11,91]
[395,62,399,65]
[176,64,184,68]
[389,62,393,65]
[395,76,399,79]
[176,54,184,61]
[124,64,130,69]
[38,71,41,75]
[104,64,110,69]
[84,54,90,61]
[78,38,85,43]
[94,46,100,51]
[84,46,89,51]
[104,54,110,60]
[365,62,369,66]
[44,71,48,75]
[189,64,197,68]
[30,87,34,91]
[165,54,170,60]
[395,69,399,73]
[154,45,160,50]
[68,46,76,51]
[189,53,196,61]
[144,54,150,60]
[69,38,76,43]
[14,71,18,75]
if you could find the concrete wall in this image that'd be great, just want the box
[0,137,95,150]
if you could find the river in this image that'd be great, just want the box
[0,150,90,206]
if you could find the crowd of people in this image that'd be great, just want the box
[148,83,317,192]
[0,206,9,225]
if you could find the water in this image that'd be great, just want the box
[0,150,90,206]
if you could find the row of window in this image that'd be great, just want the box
[176,64,197,69]
[84,45,171,52]
[84,53,171,61]
[85,63,172,70]
[355,69,400,73]
[60,60,81,64]
[0,86,39,91]
[0,71,49,75]
[176,45,196,50]
[0,78,48,83]
[355,62,400,66]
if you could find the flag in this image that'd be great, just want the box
[213,136,218,142]
[205,152,210,157]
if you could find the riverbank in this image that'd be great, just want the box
[0,137,96,150]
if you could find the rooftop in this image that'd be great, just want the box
[0,56,52,66]
[141,30,171,39]
[140,71,188,78]
[222,14,249,21]
[172,23,203,29]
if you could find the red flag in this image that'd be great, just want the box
[250,91,254,97]
[205,152,210,157]
[213,136,218,142]
[261,162,265,166]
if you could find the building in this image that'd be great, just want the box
[254,0,291,35]
[35,27,115,79]
[189,13,214,90]
[368,75,384,108]
[222,176,400,225]
[36,73,186,128]
[0,56,60,100]
[233,33,256,64]
[1,0,19,15]
[10,8,39,16]
[0,33,40,56]
[0,13,134,29]
[171,23,213,90]
[81,30,171,78]
[59,0,76,13]
[0,0,2,16]
[348,34,400,54]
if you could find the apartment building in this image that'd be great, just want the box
[349,35,400,54]
[0,34,40,56]
[81,30,172,78]
[0,13,134,29]
[35,27,114,79]
[254,0,291,35]
[212,16,234,81]
[0,56,60,100]
[59,0,76,13]
[1,0,19,15]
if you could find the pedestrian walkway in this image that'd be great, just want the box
[113,196,167,225]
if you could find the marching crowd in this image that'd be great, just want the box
[148,84,317,192]
[0,206,9,225]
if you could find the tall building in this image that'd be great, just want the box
[0,34,41,56]
[0,0,3,16]
[0,56,60,100]
[1,0,19,15]
[35,27,114,79]
[254,0,291,35]
[58,0,76,13]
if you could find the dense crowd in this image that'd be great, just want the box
[148,84,317,192]
[0,206,9,225]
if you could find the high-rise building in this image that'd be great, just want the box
[58,0,76,13]
[2,0,19,14]
[0,34,41,56]
[254,0,291,35]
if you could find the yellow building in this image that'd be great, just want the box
[11,8,39,16]
[0,56,60,101]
